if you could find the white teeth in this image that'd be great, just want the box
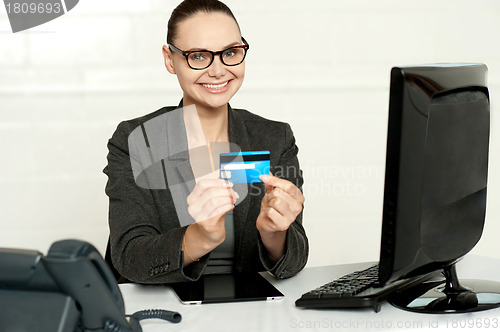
[201,81,229,89]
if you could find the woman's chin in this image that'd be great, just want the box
[193,93,234,110]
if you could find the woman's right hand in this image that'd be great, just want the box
[186,179,239,247]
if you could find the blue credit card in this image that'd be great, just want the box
[219,151,270,183]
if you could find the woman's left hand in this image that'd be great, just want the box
[256,174,304,262]
[257,174,304,233]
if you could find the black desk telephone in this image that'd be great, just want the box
[0,239,181,332]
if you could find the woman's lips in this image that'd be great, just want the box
[199,80,231,93]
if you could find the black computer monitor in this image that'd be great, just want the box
[378,63,500,313]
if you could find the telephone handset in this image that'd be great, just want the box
[43,240,131,331]
[0,239,181,332]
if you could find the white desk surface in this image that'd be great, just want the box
[120,255,500,332]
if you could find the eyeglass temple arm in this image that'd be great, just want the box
[167,44,186,55]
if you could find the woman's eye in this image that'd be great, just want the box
[223,49,237,58]
[189,52,207,62]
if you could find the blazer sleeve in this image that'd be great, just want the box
[256,123,309,278]
[104,121,209,284]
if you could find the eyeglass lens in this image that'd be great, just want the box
[188,47,246,69]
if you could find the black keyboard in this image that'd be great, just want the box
[307,264,380,297]
[295,264,436,312]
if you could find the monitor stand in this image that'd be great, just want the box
[388,263,500,313]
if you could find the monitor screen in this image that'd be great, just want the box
[379,64,490,285]
[376,63,500,313]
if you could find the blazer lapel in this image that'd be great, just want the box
[228,105,252,255]
[165,105,196,227]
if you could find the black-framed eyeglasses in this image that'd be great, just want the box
[168,37,249,70]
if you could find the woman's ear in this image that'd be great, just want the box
[162,45,176,74]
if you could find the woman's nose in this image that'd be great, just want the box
[207,55,226,78]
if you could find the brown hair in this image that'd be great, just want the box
[167,0,240,44]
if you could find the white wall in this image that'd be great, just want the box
[1,0,499,268]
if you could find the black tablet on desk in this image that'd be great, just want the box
[170,273,284,305]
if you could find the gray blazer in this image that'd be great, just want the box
[104,103,309,284]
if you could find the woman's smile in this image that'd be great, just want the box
[199,80,231,93]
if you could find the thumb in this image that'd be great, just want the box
[260,171,274,192]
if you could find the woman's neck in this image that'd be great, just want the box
[183,99,229,143]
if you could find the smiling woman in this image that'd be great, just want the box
[163,10,246,113]
[103,0,309,284]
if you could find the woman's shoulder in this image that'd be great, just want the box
[230,106,289,128]
[229,107,297,151]
[119,106,178,129]
[230,106,293,135]
[110,105,180,140]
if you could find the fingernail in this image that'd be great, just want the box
[260,175,270,182]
